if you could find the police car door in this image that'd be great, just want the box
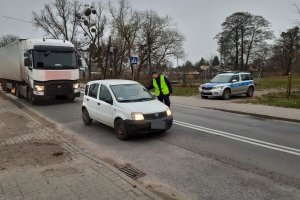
[230,75,241,94]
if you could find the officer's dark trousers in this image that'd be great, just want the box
[157,94,171,107]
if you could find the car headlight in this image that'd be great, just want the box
[213,86,223,90]
[73,83,79,89]
[34,85,44,92]
[131,112,144,120]
[166,108,172,116]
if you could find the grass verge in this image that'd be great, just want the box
[248,91,300,109]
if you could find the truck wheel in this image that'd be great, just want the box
[15,84,20,98]
[222,89,231,100]
[82,109,92,125]
[115,119,129,140]
[246,86,254,97]
[28,89,36,104]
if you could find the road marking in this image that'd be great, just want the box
[174,120,300,157]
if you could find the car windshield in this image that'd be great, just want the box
[110,84,155,103]
[210,74,232,83]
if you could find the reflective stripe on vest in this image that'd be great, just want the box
[153,75,169,96]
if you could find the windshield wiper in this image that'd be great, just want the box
[118,98,153,102]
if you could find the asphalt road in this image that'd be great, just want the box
[15,95,300,200]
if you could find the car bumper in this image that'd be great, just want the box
[200,89,223,97]
[33,92,80,101]
[125,117,173,134]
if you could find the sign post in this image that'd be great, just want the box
[130,55,139,80]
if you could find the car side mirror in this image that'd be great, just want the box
[232,79,237,83]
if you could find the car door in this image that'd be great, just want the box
[230,75,241,94]
[84,83,99,119]
[95,84,114,126]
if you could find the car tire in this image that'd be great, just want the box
[222,89,231,100]
[115,119,129,140]
[246,86,254,97]
[82,109,92,125]
[201,95,208,99]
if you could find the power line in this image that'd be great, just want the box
[0,14,32,24]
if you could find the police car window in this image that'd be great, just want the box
[99,85,112,102]
[88,83,99,98]
[231,75,240,82]
[241,74,248,81]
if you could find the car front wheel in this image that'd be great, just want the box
[82,109,92,125]
[115,119,129,140]
[222,89,231,100]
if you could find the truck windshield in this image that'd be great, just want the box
[33,50,77,69]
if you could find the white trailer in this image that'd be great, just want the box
[0,38,81,103]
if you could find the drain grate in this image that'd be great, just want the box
[118,164,145,179]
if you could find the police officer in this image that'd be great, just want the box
[148,71,172,107]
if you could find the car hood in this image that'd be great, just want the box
[201,82,227,88]
[120,99,169,114]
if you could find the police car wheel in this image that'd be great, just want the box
[222,89,231,100]
[246,86,254,97]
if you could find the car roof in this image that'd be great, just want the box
[86,79,140,86]
[218,72,251,75]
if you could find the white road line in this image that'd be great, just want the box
[174,120,300,156]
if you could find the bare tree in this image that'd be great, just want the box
[109,0,142,80]
[32,0,81,43]
[79,3,107,79]
[216,12,273,70]
[0,35,19,47]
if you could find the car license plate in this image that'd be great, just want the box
[151,120,166,129]
[202,89,209,93]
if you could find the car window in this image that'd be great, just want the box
[99,85,112,102]
[241,74,252,81]
[230,75,240,82]
[88,83,99,99]
[85,85,89,95]
[210,74,232,83]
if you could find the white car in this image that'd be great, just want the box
[82,79,173,140]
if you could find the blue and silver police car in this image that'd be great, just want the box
[199,72,254,100]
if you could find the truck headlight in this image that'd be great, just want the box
[34,85,44,92]
[166,108,172,116]
[131,112,144,120]
[73,83,79,89]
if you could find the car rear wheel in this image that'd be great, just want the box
[222,89,231,100]
[82,109,92,125]
[246,86,254,97]
[115,119,129,140]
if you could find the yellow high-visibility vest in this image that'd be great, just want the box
[153,75,169,96]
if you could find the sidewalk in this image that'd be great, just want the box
[0,94,161,200]
[171,95,300,123]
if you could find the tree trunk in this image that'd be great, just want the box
[286,58,292,75]
[235,29,239,70]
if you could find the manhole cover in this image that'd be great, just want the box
[118,164,145,179]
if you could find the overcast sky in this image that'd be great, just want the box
[0,0,299,65]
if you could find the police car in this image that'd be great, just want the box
[199,72,254,100]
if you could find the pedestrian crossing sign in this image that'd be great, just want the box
[130,56,138,65]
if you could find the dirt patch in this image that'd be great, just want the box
[0,141,69,170]
[0,112,31,139]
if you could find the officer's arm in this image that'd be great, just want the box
[165,77,173,94]
[147,82,154,90]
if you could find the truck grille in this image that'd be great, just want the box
[144,111,167,120]
[45,83,73,96]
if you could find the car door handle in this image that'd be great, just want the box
[97,103,101,105]
[86,98,89,101]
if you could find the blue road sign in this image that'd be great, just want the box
[130,56,138,65]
